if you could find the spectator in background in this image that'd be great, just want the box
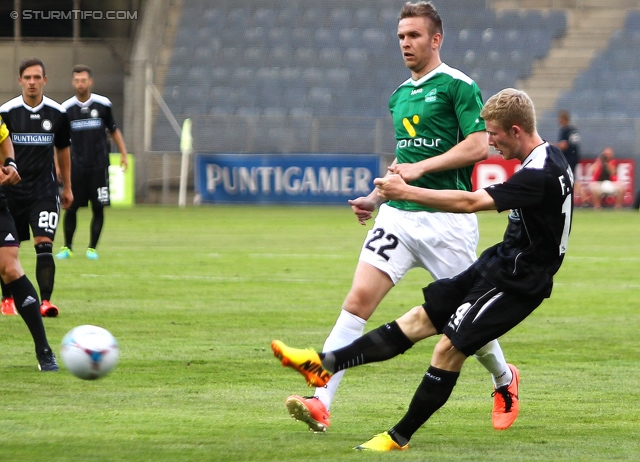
[588,147,625,210]
[555,110,583,200]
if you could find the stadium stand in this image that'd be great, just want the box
[154,0,566,154]
[539,9,640,157]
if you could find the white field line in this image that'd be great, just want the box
[565,256,640,262]
[249,253,347,259]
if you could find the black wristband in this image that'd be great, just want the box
[3,157,17,170]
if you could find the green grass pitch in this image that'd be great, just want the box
[1,205,638,461]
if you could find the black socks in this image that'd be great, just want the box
[35,242,55,301]
[9,275,50,353]
[389,366,460,446]
[321,321,414,373]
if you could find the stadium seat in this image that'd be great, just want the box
[262,107,288,117]
[226,7,250,30]
[276,8,299,27]
[269,46,293,67]
[293,47,317,67]
[378,7,398,30]
[243,27,267,47]
[325,68,350,87]
[244,46,266,67]
[258,84,283,108]
[353,7,377,28]
[280,67,302,84]
[208,106,234,117]
[187,66,208,83]
[315,27,337,48]
[267,27,288,46]
[302,68,324,86]
[203,7,226,29]
[231,67,255,86]
[338,28,362,48]
[362,28,387,55]
[343,47,368,67]
[318,47,343,67]
[547,9,567,39]
[289,107,313,118]
[623,10,640,30]
[252,8,277,28]
[161,0,551,153]
[329,8,352,29]
[302,8,326,27]
[291,27,313,47]
[283,86,307,108]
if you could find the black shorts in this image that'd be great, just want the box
[7,197,60,242]
[564,153,578,173]
[0,208,20,247]
[72,166,110,207]
[422,266,545,356]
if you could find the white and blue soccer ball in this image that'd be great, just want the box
[61,325,119,380]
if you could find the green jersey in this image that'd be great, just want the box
[387,63,486,212]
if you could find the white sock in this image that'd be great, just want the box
[473,339,512,388]
[314,310,366,410]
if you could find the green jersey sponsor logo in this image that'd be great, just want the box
[424,88,437,102]
[398,114,442,149]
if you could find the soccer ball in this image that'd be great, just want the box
[60,325,119,380]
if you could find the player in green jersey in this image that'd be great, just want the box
[282,1,519,434]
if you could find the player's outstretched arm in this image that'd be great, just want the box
[375,174,496,213]
[391,131,488,181]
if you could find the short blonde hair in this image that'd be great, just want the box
[481,88,536,134]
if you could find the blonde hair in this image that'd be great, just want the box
[481,88,536,134]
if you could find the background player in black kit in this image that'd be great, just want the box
[554,109,583,201]
[272,88,574,451]
[56,64,128,261]
[0,57,72,318]
[0,116,58,370]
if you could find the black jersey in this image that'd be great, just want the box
[0,117,9,210]
[557,123,580,170]
[480,143,573,297]
[0,96,70,201]
[62,94,117,170]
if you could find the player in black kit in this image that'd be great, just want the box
[0,116,58,370]
[56,65,128,261]
[0,58,72,318]
[554,109,583,201]
[271,88,574,451]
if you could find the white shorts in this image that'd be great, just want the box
[600,180,618,195]
[358,203,479,284]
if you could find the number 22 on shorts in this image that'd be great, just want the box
[364,227,399,261]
